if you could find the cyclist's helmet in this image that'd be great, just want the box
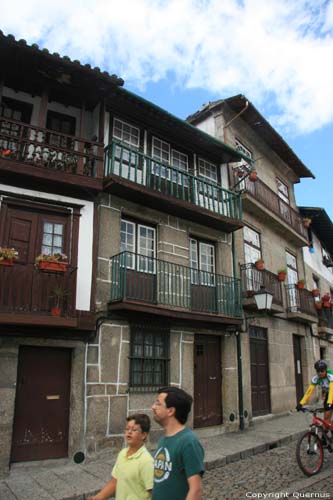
[314,360,327,373]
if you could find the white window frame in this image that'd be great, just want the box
[120,219,156,273]
[190,238,215,286]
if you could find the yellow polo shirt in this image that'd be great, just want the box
[112,445,154,500]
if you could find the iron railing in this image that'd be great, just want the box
[233,174,307,239]
[240,263,283,305]
[110,251,242,317]
[105,140,242,221]
[285,284,316,316]
[0,113,104,178]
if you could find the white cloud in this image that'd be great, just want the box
[1,0,333,134]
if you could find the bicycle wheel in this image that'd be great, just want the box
[296,431,324,476]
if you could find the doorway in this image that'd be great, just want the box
[194,334,222,427]
[11,346,71,462]
[250,326,271,416]
[293,335,304,403]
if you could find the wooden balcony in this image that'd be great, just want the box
[0,261,93,332]
[234,175,308,246]
[108,252,242,325]
[285,284,317,323]
[240,263,284,313]
[104,140,243,233]
[0,115,104,194]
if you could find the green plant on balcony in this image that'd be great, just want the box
[277,268,287,281]
[36,252,69,272]
[49,285,68,316]
[297,279,305,289]
[0,246,19,266]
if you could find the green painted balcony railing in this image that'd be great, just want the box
[110,252,242,318]
[104,140,242,221]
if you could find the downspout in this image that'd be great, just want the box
[232,231,244,430]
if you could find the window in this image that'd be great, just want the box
[190,238,215,285]
[286,251,298,284]
[244,226,261,263]
[277,178,291,223]
[113,119,139,147]
[198,158,218,184]
[112,119,141,183]
[129,321,169,391]
[243,226,262,291]
[171,149,188,185]
[46,111,76,149]
[234,139,252,190]
[152,137,170,178]
[0,97,33,154]
[120,219,156,272]
[41,222,65,255]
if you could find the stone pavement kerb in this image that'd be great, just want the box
[0,410,310,500]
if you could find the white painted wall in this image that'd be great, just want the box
[0,183,94,310]
[194,115,216,137]
[303,232,333,286]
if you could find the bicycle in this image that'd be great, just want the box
[296,407,333,476]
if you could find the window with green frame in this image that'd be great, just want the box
[129,321,170,392]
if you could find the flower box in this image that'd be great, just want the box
[39,261,68,272]
[0,258,14,266]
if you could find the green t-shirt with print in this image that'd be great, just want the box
[152,427,204,500]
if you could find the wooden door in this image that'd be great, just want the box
[11,346,71,462]
[293,335,304,403]
[194,335,222,427]
[250,326,271,417]
[0,208,38,311]
[0,202,72,314]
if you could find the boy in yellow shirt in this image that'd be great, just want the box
[88,413,153,500]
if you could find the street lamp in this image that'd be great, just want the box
[254,286,274,311]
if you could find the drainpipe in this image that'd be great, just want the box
[232,232,245,430]
[223,100,249,144]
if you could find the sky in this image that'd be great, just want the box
[1,0,333,218]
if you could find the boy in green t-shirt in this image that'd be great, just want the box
[152,386,204,500]
[88,413,153,500]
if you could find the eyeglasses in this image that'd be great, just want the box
[124,427,142,433]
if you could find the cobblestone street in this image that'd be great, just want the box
[203,441,333,499]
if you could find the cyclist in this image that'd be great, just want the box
[296,360,333,422]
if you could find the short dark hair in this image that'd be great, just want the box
[126,413,151,433]
[158,386,193,424]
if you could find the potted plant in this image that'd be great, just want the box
[49,286,68,316]
[321,293,331,308]
[277,268,287,281]
[297,279,305,289]
[248,170,258,182]
[255,259,265,270]
[302,217,312,228]
[36,252,68,272]
[0,246,19,266]
[312,288,320,297]
[315,301,322,310]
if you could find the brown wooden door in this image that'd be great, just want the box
[293,335,304,403]
[11,346,71,462]
[194,334,222,427]
[0,208,38,311]
[250,326,271,417]
[0,202,73,314]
